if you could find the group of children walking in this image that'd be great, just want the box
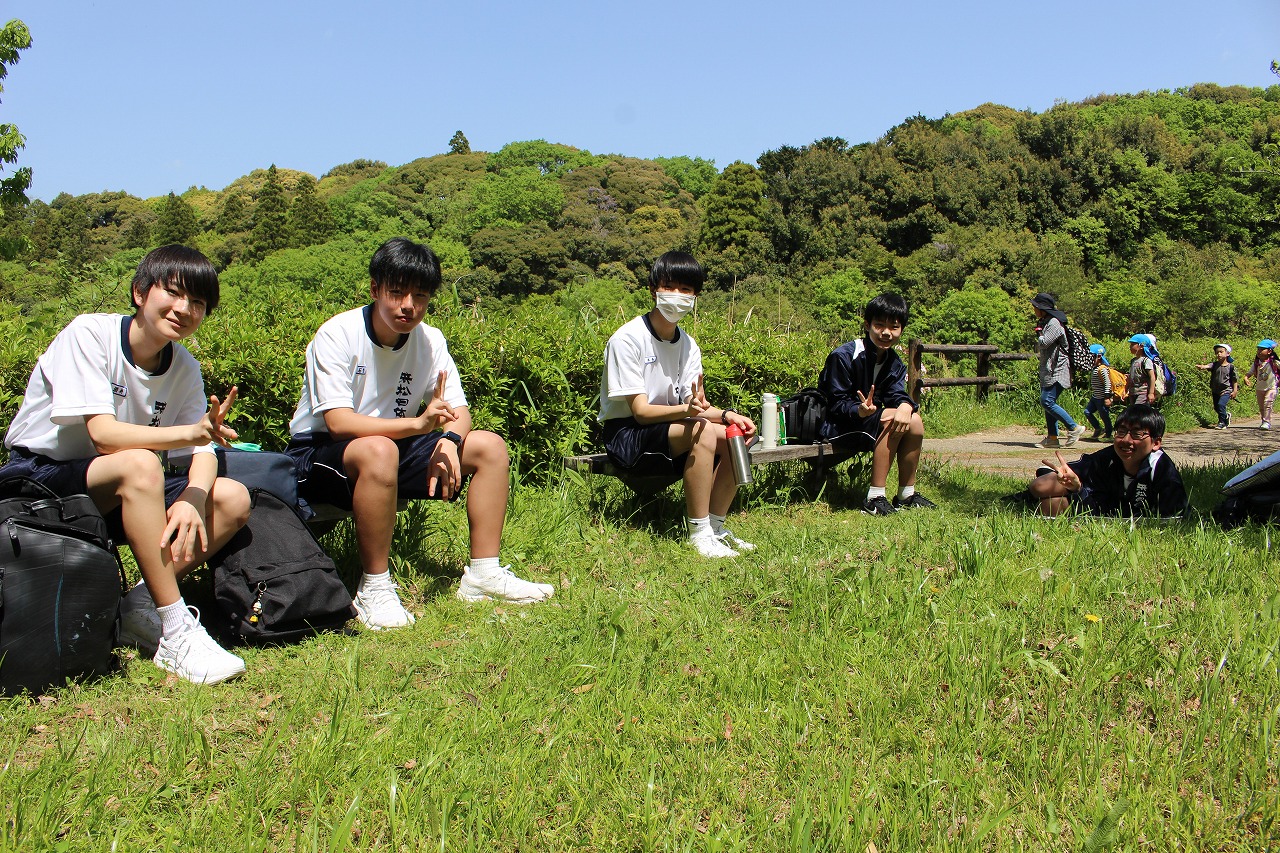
[1036,288,1280,442]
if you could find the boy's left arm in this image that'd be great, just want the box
[163,450,219,564]
[426,405,472,499]
[881,359,917,433]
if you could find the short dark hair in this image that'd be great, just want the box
[648,251,706,294]
[864,292,910,326]
[1115,404,1166,440]
[131,245,220,314]
[369,237,442,296]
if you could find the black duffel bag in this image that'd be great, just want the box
[0,477,125,696]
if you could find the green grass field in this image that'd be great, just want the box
[2,455,1278,851]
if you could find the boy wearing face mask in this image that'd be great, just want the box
[598,252,758,558]
[817,292,934,516]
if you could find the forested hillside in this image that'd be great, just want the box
[3,83,1279,345]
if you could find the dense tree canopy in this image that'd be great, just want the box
[2,83,1278,341]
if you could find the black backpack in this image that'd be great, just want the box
[209,489,354,646]
[779,387,828,445]
[0,477,125,695]
[1064,325,1093,381]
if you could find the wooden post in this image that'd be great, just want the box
[909,338,923,403]
[976,350,991,402]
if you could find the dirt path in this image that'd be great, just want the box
[923,418,1280,477]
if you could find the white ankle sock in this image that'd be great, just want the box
[157,599,194,637]
[687,517,712,538]
[867,486,887,500]
[360,571,394,592]
[469,557,501,578]
[898,485,916,500]
[708,513,727,534]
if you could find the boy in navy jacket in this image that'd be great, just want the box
[818,293,934,516]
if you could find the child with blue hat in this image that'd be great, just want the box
[1084,343,1116,440]
[1244,340,1280,430]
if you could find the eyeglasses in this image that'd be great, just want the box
[1113,428,1151,440]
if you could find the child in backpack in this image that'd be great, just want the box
[599,251,758,557]
[287,238,554,623]
[1195,343,1238,429]
[817,292,935,516]
[0,246,251,685]
[1084,344,1115,441]
[1028,404,1187,518]
[1243,339,1279,430]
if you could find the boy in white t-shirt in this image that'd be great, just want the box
[1,245,251,685]
[285,238,553,626]
[598,251,758,558]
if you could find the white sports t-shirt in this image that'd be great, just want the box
[289,304,468,436]
[598,315,702,422]
[4,313,214,462]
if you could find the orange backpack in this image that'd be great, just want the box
[1104,365,1129,401]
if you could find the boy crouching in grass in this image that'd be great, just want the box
[285,238,553,628]
[0,245,251,684]
[817,292,935,516]
[1030,404,1188,518]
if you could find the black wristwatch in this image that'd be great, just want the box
[721,410,733,425]
[440,431,463,448]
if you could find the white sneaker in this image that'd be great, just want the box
[353,583,416,630]
[717,528,756,552]
[118,583,161,656]
[691,531,739,558]
[1063,425,1087,447]
[456,565,554,603]
[1034,436,1060,449]
[153,611,245,685]
[1263,422,1272,431]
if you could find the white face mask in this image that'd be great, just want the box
[655,292,696,323]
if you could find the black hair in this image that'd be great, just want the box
[1115,404,1166,440]
[648,251,706,294]
[131,245,220,314]
[369,237,442,296]
[864,292,910,326]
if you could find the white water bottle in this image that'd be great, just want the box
[761,393,779,449]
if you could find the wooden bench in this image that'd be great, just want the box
[562,441,859,494]
[305,500,410,536]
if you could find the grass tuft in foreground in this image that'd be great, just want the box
[2,461,1278,850]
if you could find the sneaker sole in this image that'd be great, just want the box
[455,587,553,604]
[154,658,245,685]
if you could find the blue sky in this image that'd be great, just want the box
[4,0,1278,201]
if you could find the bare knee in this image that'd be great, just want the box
[460,430,509,472]
[212,477,251,528]
[344,436,400,486]
[114,449,165,495]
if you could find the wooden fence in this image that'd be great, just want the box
[907,340,1032,403]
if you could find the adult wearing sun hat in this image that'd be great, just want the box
[1031,293,1086,448]
[1244,339,1280,430]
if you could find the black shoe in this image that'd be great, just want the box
[862,495,897,516]
[892,493,937,510]
[1035,465,1055,478]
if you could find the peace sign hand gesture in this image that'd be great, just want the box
[200,386,239,447]
[686,374,710,417]
[1042,450,1081,493]
[420,370,458,433]
[856,385,878,418]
